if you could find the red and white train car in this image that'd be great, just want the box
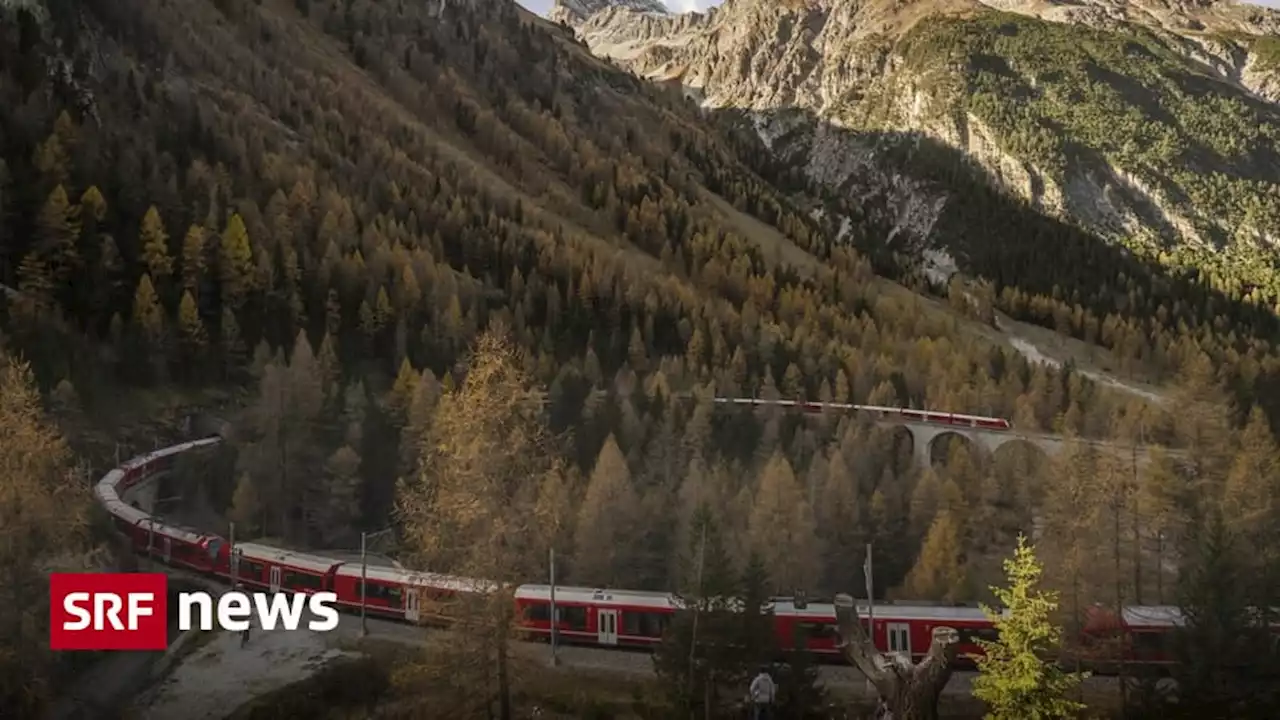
[515,585,681,648]
[330,565,496,624]
[216,542,345,594]
[770,598,998,665]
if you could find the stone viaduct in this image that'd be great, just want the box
[710,397,1168,470]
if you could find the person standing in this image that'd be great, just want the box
[749,666,776,720]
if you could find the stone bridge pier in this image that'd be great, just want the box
[893,421,1156,471]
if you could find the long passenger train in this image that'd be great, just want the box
[95,404,1186,672]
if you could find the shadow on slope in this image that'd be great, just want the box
[701,103,1280,416]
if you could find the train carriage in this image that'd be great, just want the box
[771,598,998,666]
[135,520,217,573]
[514,586,681,648]
[228,543,344,593]
[331,566,496,624]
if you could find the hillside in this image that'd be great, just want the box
[563,0,1280,310]
[4,0,1280,715]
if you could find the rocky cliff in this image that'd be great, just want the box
[560,0,1280,294]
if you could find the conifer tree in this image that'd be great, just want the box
[181,225,206,296]
[35,184,79,285]
[901,510,968,602]
[653,502,744,718]
[220,213,255,310]
[177,290,207,380]
[229,472,262,537]
[0,353,90,716]
[748,451,821,594]
[220,307,248,380]
[133,273,165,346]
[573,433,640,586]
[972,535,1086,720]
[139,206,172,289]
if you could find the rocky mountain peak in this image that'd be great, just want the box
[549,0,670,25]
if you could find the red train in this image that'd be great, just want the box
[711,398,1014,431]
[97,421,1198,673]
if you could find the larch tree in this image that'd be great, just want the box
[35,184,79,286]
[818,445,863,592]
[901,510,969,602]
[228,472,263,538]
[180,224,206,296]
[239,332,326,541]
[219,213,255,311]
[572,433,640,586]
[747,451,821,594]
[395,325,561,720]
[0,354,91,717]
[177,290,207,365]
[313,445,362,544]
[139,205,173,292]
[972,535,1086,720]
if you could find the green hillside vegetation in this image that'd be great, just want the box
[1,0,1280,716]
[900,12,1280,300]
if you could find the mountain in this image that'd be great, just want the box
[7,0,1280,715]
[549,0,670,24]
[564,0,1280,305]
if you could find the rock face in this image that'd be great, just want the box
[561,0,1280,286]
[549,0,670,25]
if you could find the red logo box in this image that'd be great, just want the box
[49,573,169,651]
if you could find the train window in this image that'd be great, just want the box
[1131,632,1168,658]
[523,604,551,622]
[357,582,402,603]
[560,606,588,630]
[623,611,668,637]
[798,622,839,640]
[238,560,264,579]
[284,572,324,590]
[959,628,999,645]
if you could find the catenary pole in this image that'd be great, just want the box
[550,547,559,666]
[229,521,236,587]
[361,531,369,637]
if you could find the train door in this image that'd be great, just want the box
[887,623,911,658]
[269,566,282,593]
[405,588,421,622]
[162,536,171,564]
[597,609,619,646]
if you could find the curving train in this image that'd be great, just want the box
[96,406,1189,673]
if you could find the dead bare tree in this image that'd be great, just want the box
[834,594,960,720]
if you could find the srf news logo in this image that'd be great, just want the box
[49,573,340,650]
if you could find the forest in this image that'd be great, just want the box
[0,0,1279,716]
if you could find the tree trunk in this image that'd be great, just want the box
[833,594,959,720]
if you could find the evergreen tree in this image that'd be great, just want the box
[972,535,1086,720]
[1166,509,1280,718]
[654,502,746,718]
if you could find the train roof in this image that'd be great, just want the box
[1121,606,1184,628]
[234,542,344,574]
[335,563,497,593]
[771,599,994,622]
[144,518,208,544]
[516,585,684,610]
[102,498,150,525]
